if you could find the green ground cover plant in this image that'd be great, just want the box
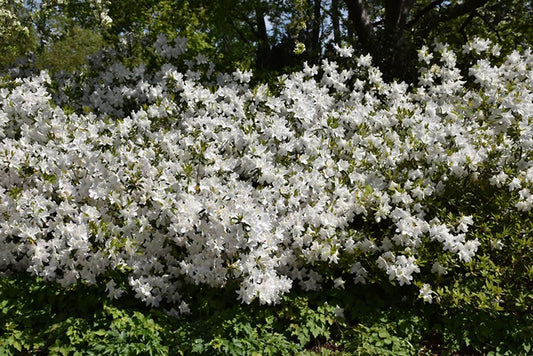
[1,272,531,354]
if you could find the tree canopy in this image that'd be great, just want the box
[1,0,532,81]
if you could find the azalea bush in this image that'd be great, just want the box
[0,34,532,333]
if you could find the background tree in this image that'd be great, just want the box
[1,0,532,82]
[342,0,533,81]
[127,0,532,82]
[35,26,104,72]
[0,0,36,69]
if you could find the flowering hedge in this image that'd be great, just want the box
[0,37,531,314]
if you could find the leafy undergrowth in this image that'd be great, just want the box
[0,274,531,355]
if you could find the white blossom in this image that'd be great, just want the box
[419,283,434,303]
[1,38,531,312]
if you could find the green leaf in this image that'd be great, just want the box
[94,329,107,337]
[378,329,389,339]
[12,339,22,352]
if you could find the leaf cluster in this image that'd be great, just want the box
[1,274,531,355]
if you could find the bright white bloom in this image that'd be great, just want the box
[509,177,522,191]
[333,277,345,289]
[334,44,354,58]
[357,54,372,67]
[457,215,474,233]
[489,171,508,187]
[419,283,434,303]
[463,37,492,54]
[418,45,434,64]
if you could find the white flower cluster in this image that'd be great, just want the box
[36,0,112,27]
[1,37,532,310]
[0,0,30,38]
[154,34,188,59]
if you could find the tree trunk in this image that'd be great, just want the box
[310,0,322,63]
[384,0,416,78]
[331,0,341,44]
[255,5,270,70]
[344,0,375,53]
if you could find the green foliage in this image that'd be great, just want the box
[0,0,37,70]
[1,272,531,354]
[0,275,336,355]
[415,168,533,315]
[36,26,105,73]
[3,1,533,81]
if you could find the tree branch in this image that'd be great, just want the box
[407,0,446,28]
[474,10,503,43]
[254,6,271,70]
[330,0,341,43]
[238,13,260,38]
[438,0,491,23]
[459,13,475,42]
[230,20,252,45]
